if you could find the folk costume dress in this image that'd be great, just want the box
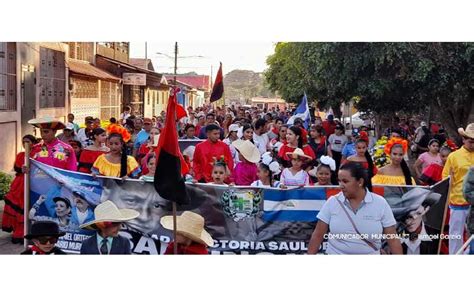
[91,154,141,178]
[1,152,26,240]
[30,138,78,171]
[78,149,107,174]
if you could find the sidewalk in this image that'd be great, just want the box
[0,201,24,254]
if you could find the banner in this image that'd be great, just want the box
[28,160,449,255]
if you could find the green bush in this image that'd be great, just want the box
[0,172,14,201]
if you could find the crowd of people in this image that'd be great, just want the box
[1,102,473,255]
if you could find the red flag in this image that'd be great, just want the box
[176,103,187,121]
[210,62,223,102]
[153,88,189,204]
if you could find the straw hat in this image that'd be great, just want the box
[232,139,261,163]
[80,200,139,230]
[286,148,313,160]
[458,123,474,139]
[160,211,214,247]
[28,116,66,130]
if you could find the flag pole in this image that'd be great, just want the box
[172,41,178,255]
[23,142,31,249]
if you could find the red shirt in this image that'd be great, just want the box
[322,120,336,136]
[193,139,234,182]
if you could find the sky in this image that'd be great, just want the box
[129,42,276,77]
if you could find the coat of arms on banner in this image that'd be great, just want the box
[221,189,262,222]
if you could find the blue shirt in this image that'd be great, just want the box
[342,142,356,158]
[134,129,150,149]
[96,234,114,254]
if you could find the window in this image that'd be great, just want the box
[0,42,16,111]
[39,47,66,108]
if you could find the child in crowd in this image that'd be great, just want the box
[140,154,156,182]
[161,211,214,255]
[232,139,260,186]
[80,201,139,255]
[251,151,281,188]
[419,146,452,185]
[21,221,66,255]
[210,158,229,185]
[312,156,336,185]
[280,148,312,187]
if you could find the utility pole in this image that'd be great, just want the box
[174,42,178,87]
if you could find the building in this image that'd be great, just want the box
[95,55,169,117]
[166,74,210,108]
[65,42,123,124]
[0,42,69,172]
[251,97,287,110]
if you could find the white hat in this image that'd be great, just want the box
[420,121,427,127]
[161,211,214,247]
[228,124,239,133]
[232,139,261,164]
[80,200,139,230]
[458,123,474,139]
[285,148,313,161]
[64,122,75,131]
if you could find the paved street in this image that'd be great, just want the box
[0,201,24,255]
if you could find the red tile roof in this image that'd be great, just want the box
[68,59,120,82]
[165,75,210,90]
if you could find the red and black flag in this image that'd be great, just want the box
[210,62,223,102]
[153,87,190,204]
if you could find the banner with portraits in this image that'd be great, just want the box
[28,159,449,254]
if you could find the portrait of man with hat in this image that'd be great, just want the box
[390,188,442,254]
[161,211,214,255]
[442,123,474,254]
[79,200,139,255]
[28,116,78,171]
[21,221,66,255]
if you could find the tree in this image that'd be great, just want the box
[265,42,473,140]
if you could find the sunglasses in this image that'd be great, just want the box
[35,236,58,244]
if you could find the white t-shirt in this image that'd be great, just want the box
[280,168,310,186]
[250,180,280,188]
[253,132,270,155]
[317,191,396,255]
[328,134,348,152]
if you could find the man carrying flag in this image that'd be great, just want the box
[287,93,311,129]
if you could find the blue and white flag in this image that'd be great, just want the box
[263,187,327,222]
[287,93,310,129]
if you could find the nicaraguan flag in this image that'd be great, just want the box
[263,187,327,222]
[287,93,310,129]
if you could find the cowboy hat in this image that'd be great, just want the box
[80,200,139,230]
[25,221,65,239]
[28,116,66,130]
[286,148,313,161]
[458,123,474,139]
[232,139,261,163]
[160,211,214,247]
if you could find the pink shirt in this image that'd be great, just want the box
[233,161,258,186]
[418,152,442,172]
[30,138,78,171]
